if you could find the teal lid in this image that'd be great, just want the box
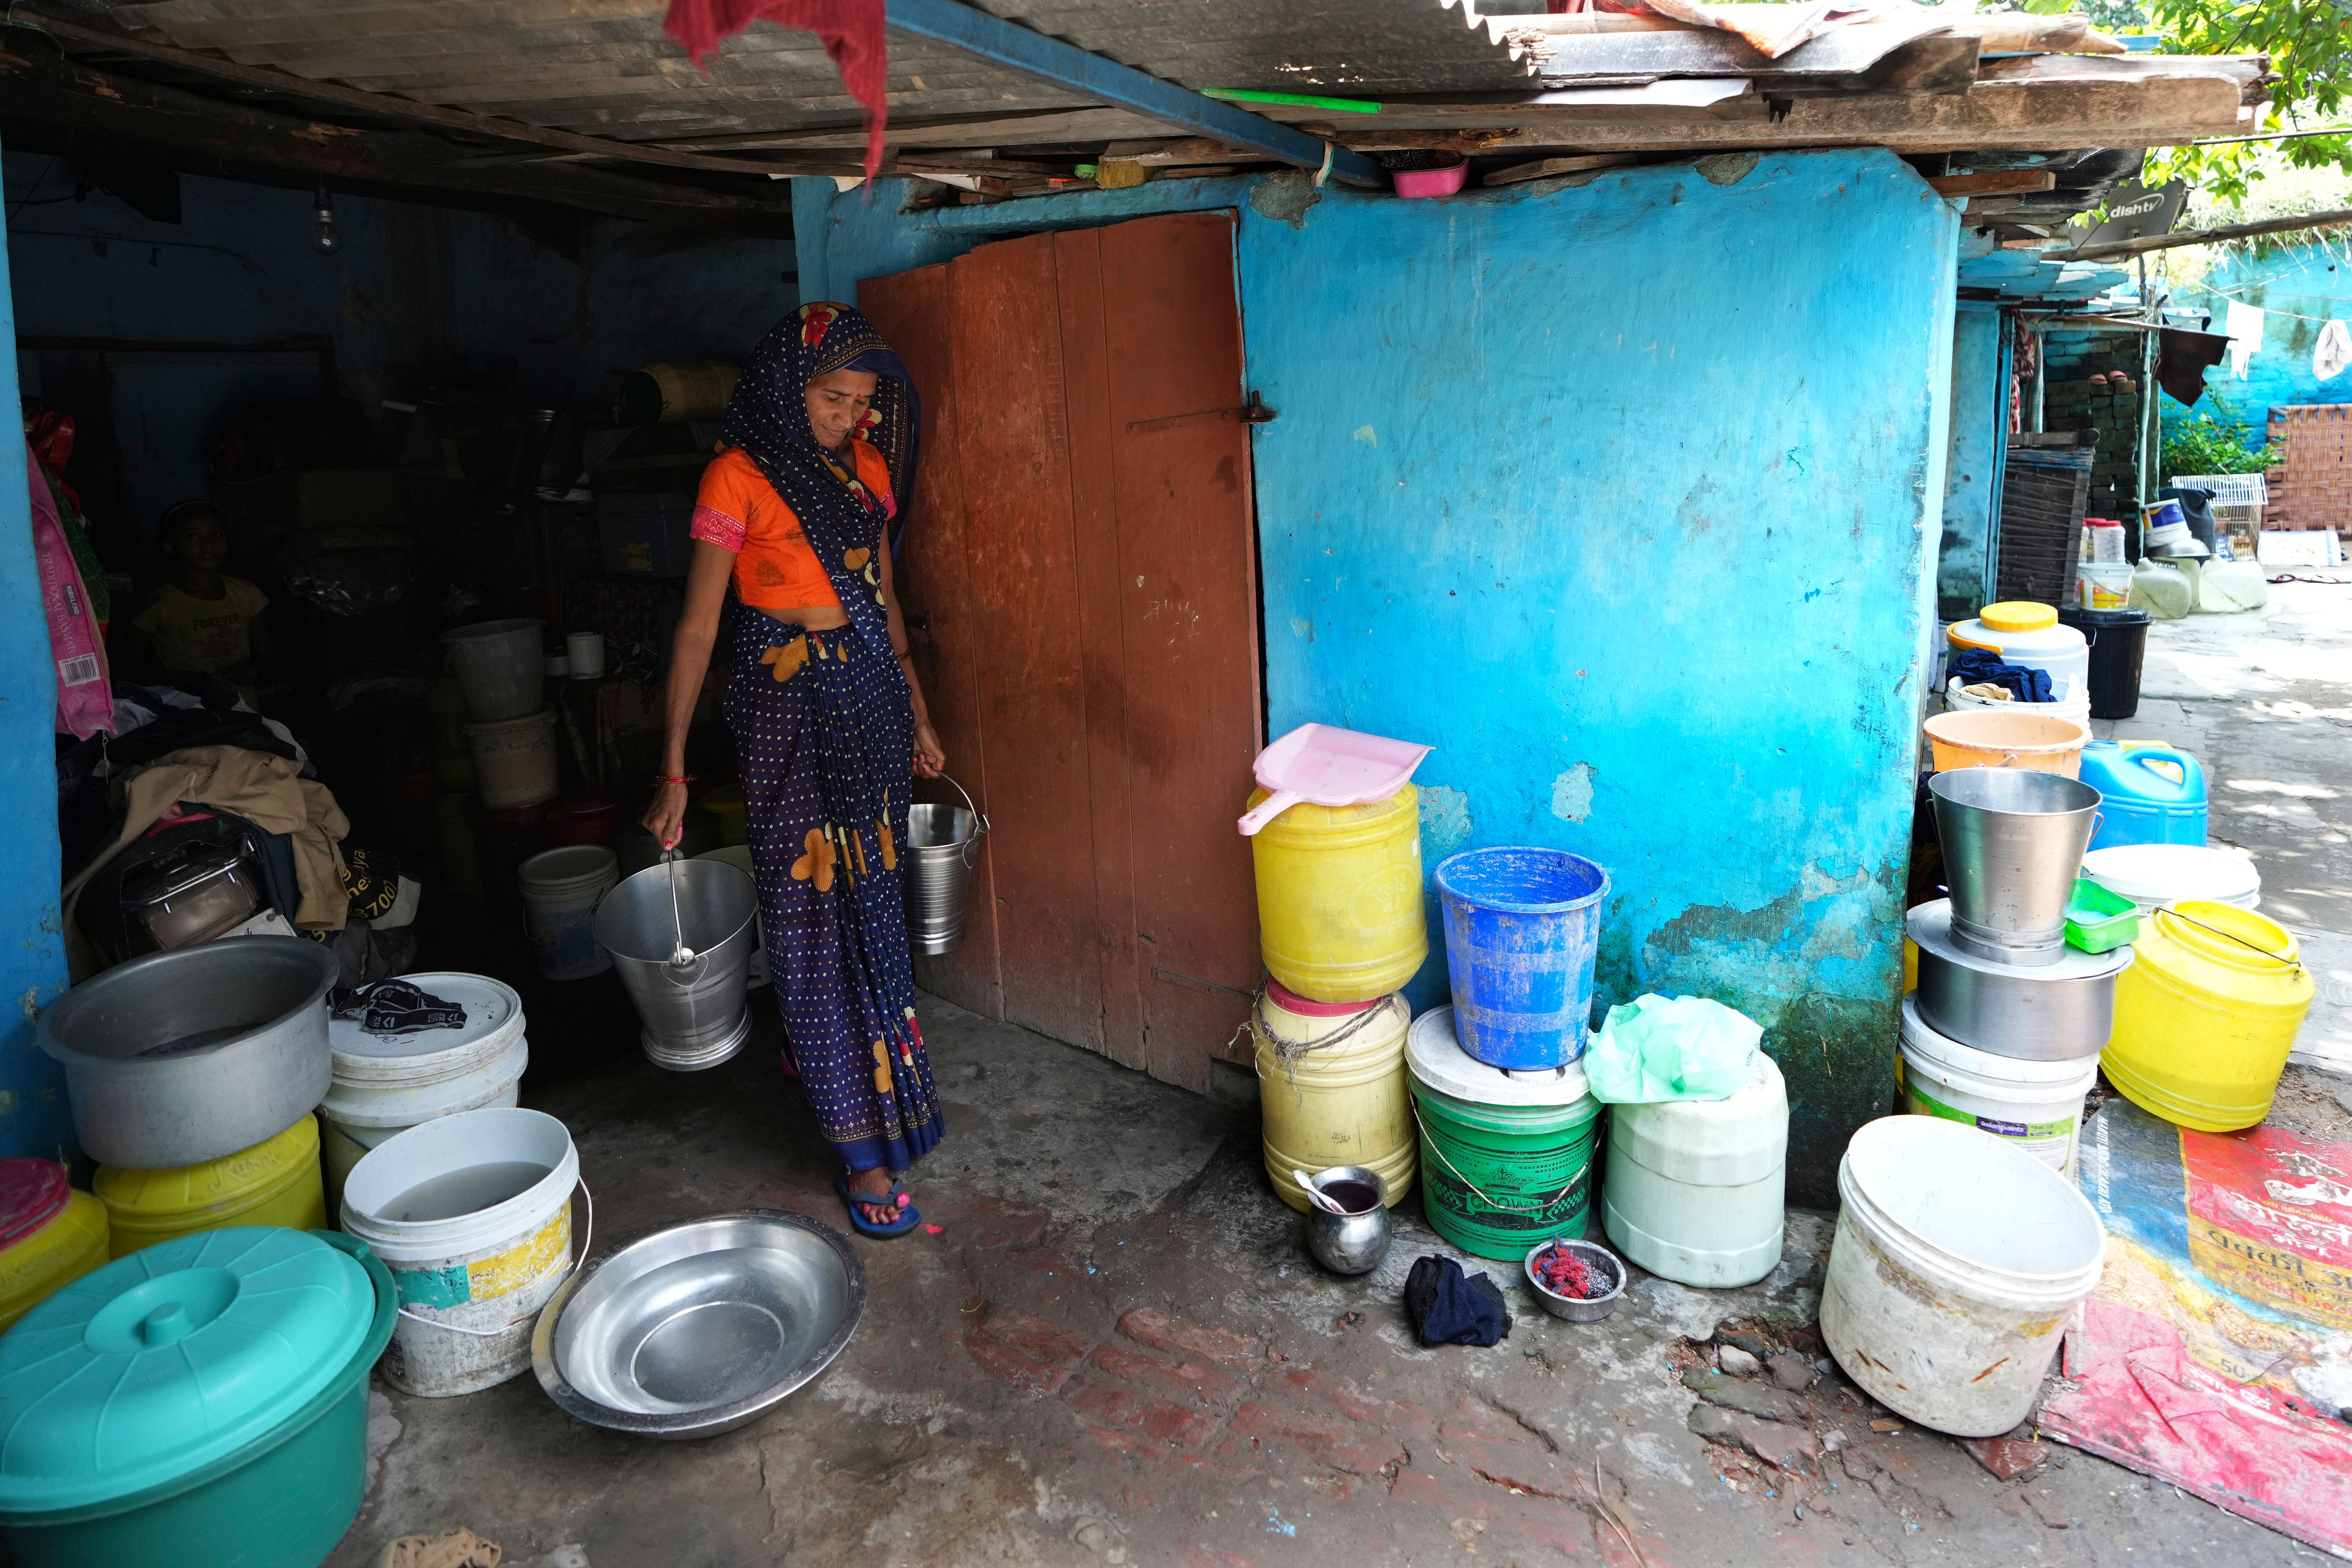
[0,1227,371,1513]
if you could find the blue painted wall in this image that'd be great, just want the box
[0,136,79,1163]
[2160,240,2352,446]
[6,153,797,551]
[803,154,1957,1200]
[1939,306,2007,618]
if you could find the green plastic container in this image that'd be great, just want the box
[2065,876,2141,954]
[0,1229,396,1568]
[1408,1006,1603,1261]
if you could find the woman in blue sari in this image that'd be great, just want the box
[644,303,944,1236]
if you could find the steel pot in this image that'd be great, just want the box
[37,938,337,1169]
[1907,901,2130,1063]
[1301,1164,1392,1275]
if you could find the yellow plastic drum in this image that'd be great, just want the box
[1254,983,1415,1212]
[1248,785,1427,1003]
[0,1179,109,1333]
[2104,901,2316,1132]
[96,1115,329,1258]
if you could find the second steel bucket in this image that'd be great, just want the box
[1929,768,2102,965]
[905,774,989,957]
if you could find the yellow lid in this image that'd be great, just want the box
[1979,601,2057,632]
[95,1115,320,1216]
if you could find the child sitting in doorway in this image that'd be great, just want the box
[124,500,272,707]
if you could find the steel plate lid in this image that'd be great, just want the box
[0,1161,69,1250]
[0,1227,371,1514]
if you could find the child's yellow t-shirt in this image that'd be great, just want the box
[132,578,268,692]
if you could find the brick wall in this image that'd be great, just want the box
[2264,404,2352,535]
[2039,330,2143,520]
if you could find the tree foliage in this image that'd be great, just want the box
[2160,390,2283,477]
[2139,0,2352,202]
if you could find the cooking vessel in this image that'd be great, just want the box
[1907,902,2130,1063]
[37,938,337,1169]
[532,1209,863,1439]
[1929,769,2101,965]
[116,841,263,954]
[1300,1164,1390,1275]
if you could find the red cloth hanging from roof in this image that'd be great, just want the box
[665,0,889,179]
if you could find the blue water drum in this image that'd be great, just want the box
[1435,847,1611,1069]
[2077,741,2207,850]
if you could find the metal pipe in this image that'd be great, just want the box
[883,0,1386,190]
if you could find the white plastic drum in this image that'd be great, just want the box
[322,973,530,1210]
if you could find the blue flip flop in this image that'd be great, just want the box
[836,1170,921,1238]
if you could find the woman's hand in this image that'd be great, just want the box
[913,722,946,778]
[643,779,691,850]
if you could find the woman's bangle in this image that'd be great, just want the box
[654,774,695,786]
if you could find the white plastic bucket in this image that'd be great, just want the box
[1942,677,2092,729]
[1897,997,2098,1178]
[2077,561,2134,612]
[693,844,770,988]
[466,707,559,809]
[1820,1117,2105,1437]
[2082,843,2261,914]
[445,618,545,722]
[341,1106,581,1396]
[322,971,532,1209]
[519,846,617,980]
[565,630,606,679]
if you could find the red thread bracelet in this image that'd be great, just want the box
[653,774,695,785]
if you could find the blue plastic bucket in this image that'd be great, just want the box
[1435,848,1611,1070]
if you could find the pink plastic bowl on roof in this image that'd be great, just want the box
[1392,160,1468,199]
[1238,723,1433,835]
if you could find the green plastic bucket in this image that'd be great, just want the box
[0,1231,396,1568]
[1408,1005,1603,1261]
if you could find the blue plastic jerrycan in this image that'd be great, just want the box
[2077,741,2207,850]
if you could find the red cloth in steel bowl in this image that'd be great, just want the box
[0,1161,70,1250]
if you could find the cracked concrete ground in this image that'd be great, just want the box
[327,588,2352,1567]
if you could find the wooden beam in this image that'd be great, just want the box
[3,8,856,179]
[2046,206,2352,260]
[1926,169,2059,197]
[0,45,790,230]
[1483,152,1643,186]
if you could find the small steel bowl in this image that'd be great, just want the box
[532,1208,864,1439]
[1525,1238,1626,1322]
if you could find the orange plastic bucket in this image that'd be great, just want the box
[1921,710,2089,777]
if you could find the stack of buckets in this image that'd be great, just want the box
[1414,848,1612,1262]
[1245,782,1427,1215]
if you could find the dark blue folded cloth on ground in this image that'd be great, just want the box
[1948,647,2054,703]
[1404,1256,1512,1347]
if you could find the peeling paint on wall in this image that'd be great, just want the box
[1248,172,1322,230]
[1420,785,1472,858]
[1550,763,1596,823]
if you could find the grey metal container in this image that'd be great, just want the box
[905,774,989,957]
[1929,768,2102,966]
[1907,900,2130,1062]
[1301,1164,1392,1275]
[595,858,759,1071]
[1525,1238,1626,1322]
[37,936,337,1168]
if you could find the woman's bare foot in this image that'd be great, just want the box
[848,1165,902,1227]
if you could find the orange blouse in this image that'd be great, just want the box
[690,443,895,613]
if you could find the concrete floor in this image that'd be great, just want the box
[330,589,2352,1568]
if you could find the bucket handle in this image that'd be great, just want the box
[2154,907,2304,978]
[933,771,991,867]
[1409,1103,1593,1218]
[394,1176,594,1339]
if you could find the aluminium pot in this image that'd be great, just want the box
[1907,901,2130,1063]
[37,938,337,1169]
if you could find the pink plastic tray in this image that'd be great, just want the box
[1237,723,1433,836]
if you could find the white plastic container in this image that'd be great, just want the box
[2196,558,2269,614]
[1942,677,2092,729]
[1945,604,2089,698]
[1897,998,2098,1178]
[341,1106,579,1397]
[321,971,532,1208]
[565,630,606,679]
[2131,559,2195,619]
[1820,1117,2105,1437]
[519,845,617,981]
[466,707,559,809]
[444,618,545,722]
[2077,560,2134,612]
[693,844,770,989]
[2082,518,2127,564]
[2082,843,2261,914]
[1600,1051,1787,1287]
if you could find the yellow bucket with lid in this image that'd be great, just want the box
[96,1114,328,1258]
[1248,785,1427,1003]
[0,1188,110,1332]
[2103,901,2316,1132]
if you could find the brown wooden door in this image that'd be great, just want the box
[861,211,1262,1093]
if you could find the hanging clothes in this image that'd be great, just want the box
[2223,300,2266,379]
[2316,318,2351,382]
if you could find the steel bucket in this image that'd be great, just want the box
[905,773,989,957]
[595,858,759,1069]
[1930,768,2103,966]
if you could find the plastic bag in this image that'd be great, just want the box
[1583,992,1762,1104]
